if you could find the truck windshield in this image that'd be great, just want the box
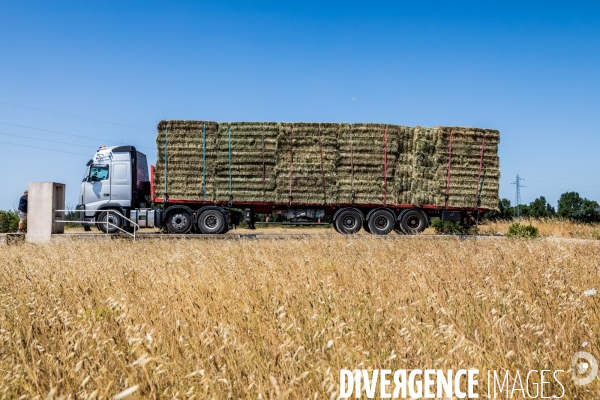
[88,165,109,181]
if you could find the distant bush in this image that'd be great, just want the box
[430,217,474,235]
[506,222,539,238]
[0,210,20,233]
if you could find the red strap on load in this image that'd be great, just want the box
[445,130,454,209]
[383,126,388,205]
[262,123,266,203]
[318,123,327,203]
[474,133,486,210]
[288,126,293,205]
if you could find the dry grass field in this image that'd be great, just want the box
[478,218,600,240]
[63,217,600,240]
[1,235,600,399]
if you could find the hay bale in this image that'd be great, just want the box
[154,121,500,210]
[213,122,279,203]
[155,120,218,201]
[432,127,500,209]
[275,123,340,205]
[337,123,402,204]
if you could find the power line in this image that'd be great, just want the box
[0,100,154,132]
[0,131,98,149]
[0,121,155,150]
[0,140,90,156]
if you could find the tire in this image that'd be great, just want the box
[197,209,226,234]
[399,210,428,235]
[367,209,395,235]
[334,209,363,234]
[333,220,342,233]
[166,210,193,234]
[97,211,123,234]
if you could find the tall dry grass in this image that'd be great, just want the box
[63,217,600,239]
[479,218,600,240]
[1,237,599,398]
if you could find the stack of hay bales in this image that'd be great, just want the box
[155,120,218,201]
[337,124,399,204]
[393,125,415,204]
[409,126,439,206]
[432,127,500,210]
[154,121,500,210]
[275,123,340,204]
[213,122,278,203]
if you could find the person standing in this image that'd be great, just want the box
[17,190,28,233]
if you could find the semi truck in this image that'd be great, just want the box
[78,122,499,235]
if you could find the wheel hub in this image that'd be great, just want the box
[172,214,188,229]
[204,215,218,229]
[374,216,389,229]
[343,216,356,229]
[407,216,420,228]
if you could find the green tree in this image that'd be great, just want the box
[557,192,600,222]
[486,198,513,220]
[527,196,555,218]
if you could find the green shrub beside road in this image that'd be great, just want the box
[0,210,20,233]
[506,222,539,238]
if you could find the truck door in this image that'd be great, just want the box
[83,164,111,209]
[110,162,132,206]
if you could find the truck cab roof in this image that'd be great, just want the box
[92,145,143,164]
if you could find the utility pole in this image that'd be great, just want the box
[512,174,525,219]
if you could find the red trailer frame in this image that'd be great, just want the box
[150,165,490,216]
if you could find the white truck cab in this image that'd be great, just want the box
[78,146,151,231]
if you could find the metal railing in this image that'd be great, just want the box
[54,209,139,240]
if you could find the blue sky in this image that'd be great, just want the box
[1,1,599,210]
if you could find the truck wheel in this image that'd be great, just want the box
[333,221,342,233]
[367,209,395,235]
[399,210,428,235]
[97,211,122,234]
[166,211,193,234]
[334,209,362,234]
[197,209,226,234]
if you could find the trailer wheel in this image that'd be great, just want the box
[197,209,226,234]
[334,209,362,234]
[97,211,122,234]
[367,209,395,235]
[166,210,193,234]
[399,210,428,235]
[333,220,342,233]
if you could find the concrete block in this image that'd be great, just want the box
[27,182,66,243]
